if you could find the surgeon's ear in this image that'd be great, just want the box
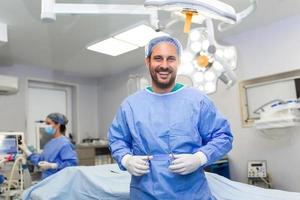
[53,123,60,131]
[145,57,150,68]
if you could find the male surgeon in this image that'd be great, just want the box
[108,36,233,200]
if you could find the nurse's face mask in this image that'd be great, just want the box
[147,43,179,89]
[45,125,55,135]
[44,119,57,136]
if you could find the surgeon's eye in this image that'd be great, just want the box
[167,56,176,62]
[153,56,163,61]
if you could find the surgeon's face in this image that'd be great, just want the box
[146,43,180,90]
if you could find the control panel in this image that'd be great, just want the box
[248,160,267,178]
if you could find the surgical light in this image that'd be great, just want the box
[178,25,237,94]
[204,82,216,93]
[190,31,201,41]
[190,42,202,52]
[202,40,210,51]
[204,71,215,82]
[193,72,204,83]
[215,49,224,58]
[224,48,234,59]
[181,52,194,63]
[196,55,209,69]
[212,61,224,72]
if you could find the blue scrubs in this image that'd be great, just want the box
[28,136,77,179]
[108,86,233,200]
[0,174,4,184]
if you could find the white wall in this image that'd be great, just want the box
[98,66,148,138]
[210,14,300,192]
[98,15,300,192]
[0,64,99,143]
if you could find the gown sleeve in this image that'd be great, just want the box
[56,144,78,170]
[108,102,133,170]
[28,153,43,166]
[197,96,233,166]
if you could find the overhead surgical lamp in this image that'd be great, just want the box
[144,0,256,33]
[41,0,256,33]
[178,19,237,94]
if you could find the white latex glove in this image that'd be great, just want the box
[121,154,153,176]
[38,161,58,171]
[169,151,207,175]
[18,143,32,157]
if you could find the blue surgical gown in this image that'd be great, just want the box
[108,86,233,200]
[0,174,4,184]
[28,136,78,179]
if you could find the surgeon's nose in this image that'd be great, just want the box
[160,59,169,68]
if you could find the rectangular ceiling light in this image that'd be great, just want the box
[114,24,169,47]
[87,38,138,56]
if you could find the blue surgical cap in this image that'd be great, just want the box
[47,113,68,125]
[145,36,182,58]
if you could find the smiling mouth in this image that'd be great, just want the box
[157,71,170,79]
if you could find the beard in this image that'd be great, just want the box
[150,66,176,89]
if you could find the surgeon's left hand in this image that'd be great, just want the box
[38,161,58,171]
[169,151,207,175]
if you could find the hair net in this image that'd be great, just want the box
[145,36,182,58]
[47,113,68,125]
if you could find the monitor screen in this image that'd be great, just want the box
[0,135,18,155]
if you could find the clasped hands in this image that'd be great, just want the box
[122,152,206,176]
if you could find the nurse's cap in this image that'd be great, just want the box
[145,36,183,58]
[47,113,68,125]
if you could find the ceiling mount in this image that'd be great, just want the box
[41,0,160,30]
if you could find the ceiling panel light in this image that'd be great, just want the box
[87,38,138,56]
[114,24,168,47]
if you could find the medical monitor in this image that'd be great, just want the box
[36,125,52,152]
[0,132,23,158]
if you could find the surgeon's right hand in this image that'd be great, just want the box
[18,142,32,157]
[121,154,152,176]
